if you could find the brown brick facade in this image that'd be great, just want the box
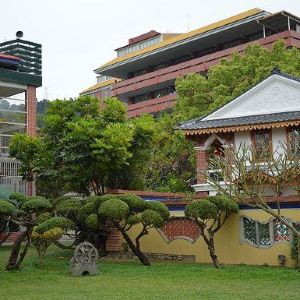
[0,232,22,243]
[105,227,122,252]
[25,85,37,196]
[26,85,37,137]
[159,218,201,243]
[196,149,207,184]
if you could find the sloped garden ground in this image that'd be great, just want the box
[0,246,300,300]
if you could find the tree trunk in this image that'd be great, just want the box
[297,238,300,269]
[202,231,221,269]
[207,244,220,269]
[6,230,28,270]
[114,223,150,266]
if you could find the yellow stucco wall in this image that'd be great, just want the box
[128,209,300,266]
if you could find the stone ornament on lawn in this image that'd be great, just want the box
[70,241,98,276]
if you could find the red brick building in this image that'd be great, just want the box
[0,34,41,197]
[82,8,300,117]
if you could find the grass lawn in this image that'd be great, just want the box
[1,246,300,300]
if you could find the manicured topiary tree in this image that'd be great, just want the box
[31,227,64,265]
[185,195,238,268]
[0,193,73,270]
[0,199,18,246]
[52,196,108,253]
[80,193,169,266]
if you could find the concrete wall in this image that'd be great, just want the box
[128,208,300,267]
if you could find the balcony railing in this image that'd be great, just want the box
[0,39,42,76]
[127,93,176,117]
[112,30,300,96]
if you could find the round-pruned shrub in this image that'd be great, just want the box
[118,194,148,213]
[32,227,64,265]
[185,199,218,220]
[56,198,82,216]
[99,198,129,221]
[85,196,100,206]
[86,213,99,230]
[9,192,27,205]
[51,196,72,208]
[127,214,142,225]
[0,200,16,216]
[147,201,170,221]
[141,209,164,228]
[78,202,96,223]
[208,196,239,213]
[35,216,74,234]
[36,212,52,224]
[94,194,116,209]
[21,197,52,213]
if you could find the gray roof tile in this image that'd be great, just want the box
[178,111,300,130]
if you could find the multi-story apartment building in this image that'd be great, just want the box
[0,33,41,197]
[82,8,300,118]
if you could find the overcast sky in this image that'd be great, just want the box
[1,0,300,100]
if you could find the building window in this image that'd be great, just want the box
[273,218,291,242]
[251,129,272,161]
[242,216,291,247]
[101,87,111,98]
[287,127,300,156]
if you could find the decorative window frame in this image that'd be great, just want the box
[286,126,300,157]
[157,217,202,244]
[240,215,297,248]
[250,129,273,162]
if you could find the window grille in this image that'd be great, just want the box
[242,216,291,247]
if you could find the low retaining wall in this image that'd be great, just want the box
[0,232,22,243]
[103,251,195,263]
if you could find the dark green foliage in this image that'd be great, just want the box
[100,97,127,124]
[291,234,298,265]
[36,212,52,224]
[9,95,135,197]
[118,194,148,213]
[99,198,129,221]
[208,196,239,214]
[0,200,16,216]
[185,200,218,220]
[175,41,300,121]
[78,202,97,223]
[21,197,52,213]
[92,194,114,208]
[127,214,142,225]
[56,198,82,216]
[85,195,101,204]
[185,196,239,268]
[147,201,170,221]
[85,214,99,230]
[9,134,40,182]
[4,194,61,270]
[51,196,71,209]
[35,217,74,234]
[97,194,170,265]
[134,114,196,193]
[8,192,27,205]
[141,209,164,228]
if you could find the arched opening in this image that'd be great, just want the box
[81,271,90,276]
[207,139,225,182]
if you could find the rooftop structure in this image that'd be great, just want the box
[179,69,300,196]
[82,8,300,117]
[0,32,42,197]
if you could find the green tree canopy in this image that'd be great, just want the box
[185,196,238,268]
[81,193,169,266]
[9,96,137,197]
[3,193,72,271]
[175,41,300,121]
